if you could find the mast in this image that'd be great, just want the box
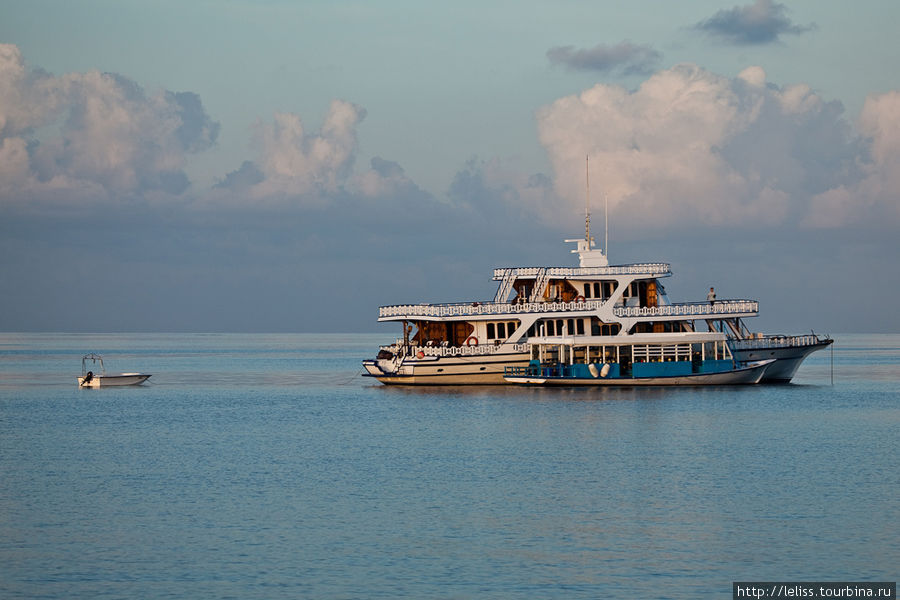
[585,155,591,244]
[605,192,609,257]
[567,155,608,267]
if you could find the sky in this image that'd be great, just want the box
[1,0,899,333]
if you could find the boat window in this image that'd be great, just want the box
[583,283,591,299]
[547,320,555,336]
[590,321,621,336]
[497,322,506,338]
[487,323,496,339]
[567,319,575,335]
[507,322,517,336]
[577,319,585,335]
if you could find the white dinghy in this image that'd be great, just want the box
[77,353,151,387]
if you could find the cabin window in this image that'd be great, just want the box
[577,319,585,335]
[507,322,516,337]
[591,321,621,336]
[487,323,496,339]
[547,320,555,336]
[594,282,601,298]
[527,323,536,337]
[583,283,591,299]
[567,319,575,335]
[497,322,506,338]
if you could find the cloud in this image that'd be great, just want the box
[215,100,429,206]
[354,156,429,200]
[694,0,815,45]
[213,101,364,205]
[511,63,897,231]
[547,41,662,76]
[448,157,558,224]
[804,91,900,227]
[0,43,219,206]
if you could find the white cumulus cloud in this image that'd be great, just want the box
[0,43,219,206]
[218,99,427,206]
[804,91,900,227]
[530,63,896,230]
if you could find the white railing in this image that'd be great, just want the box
[379,342,530,357]
[379,299,758,319]
[379,299,604,319]
[729,334,828,350]
[492,263,670,280]
[614,300,758,318]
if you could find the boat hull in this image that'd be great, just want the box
[731,337,832,382]
[78,373,151,387]
[504,360,774,387]
[363,353,531,385]
[365,335,831,386]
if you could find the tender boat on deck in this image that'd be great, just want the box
[77,353,151,387]
[363,225,830,385]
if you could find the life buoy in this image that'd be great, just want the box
[574,295,585,303]
[416,351,425,359]
[465,336,478,346]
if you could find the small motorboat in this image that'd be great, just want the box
[77,353,151,387]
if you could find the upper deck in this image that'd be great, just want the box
[492,263,671,280]
[378,298,759,321]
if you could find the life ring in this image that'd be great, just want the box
[574,295,585,303]
[416,351,425,359]
[465,336,478,346]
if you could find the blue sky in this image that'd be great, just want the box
[1,0,899,333]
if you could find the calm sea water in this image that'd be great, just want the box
[0,333,897,599]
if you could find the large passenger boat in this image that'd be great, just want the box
[362,233,830,385]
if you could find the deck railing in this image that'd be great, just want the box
[728,334,829,350]
[613,300,758,318]
[492,263,670,280]
[380,342,530,357]
[378,299,758,320]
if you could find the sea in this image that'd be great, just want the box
[0,333,897,599]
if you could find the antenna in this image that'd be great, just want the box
[585,155,591,244]
[605,192,609,257]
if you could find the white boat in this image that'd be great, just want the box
[364,217,829,385]
[77,353,151,387]
[729,334,832,383]
[503,333,776,386]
